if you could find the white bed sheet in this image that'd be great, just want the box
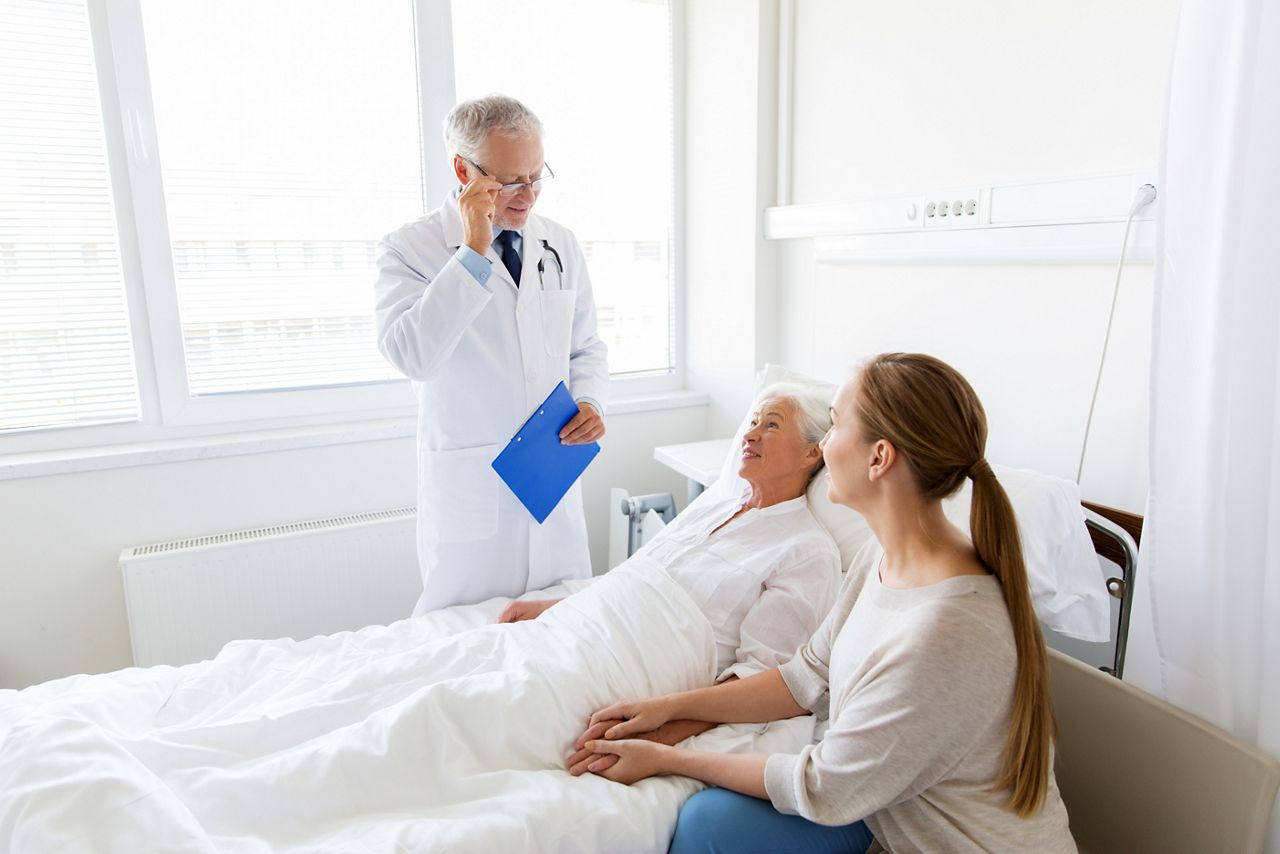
[0,564,813,853]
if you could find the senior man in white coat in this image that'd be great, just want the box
[374,94,609,616]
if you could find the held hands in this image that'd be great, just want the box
[566,695,678,777]
[574,738,673,785]
[560,402,605,445]
[566,718,625,776]
[496,598,560,624]
[566,715,694,777]
[459,175,502,255]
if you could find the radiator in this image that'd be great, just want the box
[120,507,420,668]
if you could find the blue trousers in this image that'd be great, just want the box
[668,788,874,854]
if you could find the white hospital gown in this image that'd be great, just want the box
[629,489,842,680]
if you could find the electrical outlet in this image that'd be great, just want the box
[923,191,981,227]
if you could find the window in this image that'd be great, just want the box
[0,0,139,432]
[450,0,676,378]
[138,0,422,397]
[1,0,679,450]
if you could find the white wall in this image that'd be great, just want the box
[683,0,784,437]
[770,0,1179,511]
[0,404,704,690]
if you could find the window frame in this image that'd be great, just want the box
[0,0,683,457]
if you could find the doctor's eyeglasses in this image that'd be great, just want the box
[462,158,555,196]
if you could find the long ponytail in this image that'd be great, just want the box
[968,459,1054,815]
[856,354,1054,816]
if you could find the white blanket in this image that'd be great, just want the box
[0,565,813,853]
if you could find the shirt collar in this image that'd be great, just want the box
[732,483,810,516]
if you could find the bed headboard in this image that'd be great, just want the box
[1082,501,1143,564]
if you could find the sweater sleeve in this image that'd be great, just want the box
[766,601,1015,826]
[776,540,879,717]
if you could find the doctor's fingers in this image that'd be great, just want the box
[558,409,589,439]
[460,175,502,198]
[560,414,604,444]
[561,418,603,444]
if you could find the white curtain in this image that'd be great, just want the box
[1125,0,1280,848]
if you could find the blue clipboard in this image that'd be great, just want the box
[491,381,601,524]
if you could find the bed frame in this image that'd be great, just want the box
[1080,501,1143,679]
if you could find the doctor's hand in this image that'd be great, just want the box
[458,175,502,255]
[560,402,605,445]
[496,598,560,623]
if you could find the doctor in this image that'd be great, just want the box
[374,94,609,616]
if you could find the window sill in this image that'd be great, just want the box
[0,390,709,482]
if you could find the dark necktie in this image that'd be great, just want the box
[495,229,522,286]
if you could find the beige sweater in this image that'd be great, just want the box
[765,542,1076,853]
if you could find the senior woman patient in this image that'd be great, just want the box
[506,382,840,758]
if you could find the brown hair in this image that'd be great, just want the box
[855,352,1054,816]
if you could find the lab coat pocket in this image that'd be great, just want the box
[420,443,501,543]
[541,290,577,361]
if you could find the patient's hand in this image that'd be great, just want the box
[497,599,560,623]
[567,719,624,776]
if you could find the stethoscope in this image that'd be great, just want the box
[537,239,566,290]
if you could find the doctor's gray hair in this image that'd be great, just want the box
[444,94,544,162]
[753,382,833,447]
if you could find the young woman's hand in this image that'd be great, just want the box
[581,738,674,785]
[587,696,677,739]
[566,718,622,776]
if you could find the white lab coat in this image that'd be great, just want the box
[374,193,609,616]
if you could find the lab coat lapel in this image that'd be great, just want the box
[486,242,518,291]
[522,217,545,292]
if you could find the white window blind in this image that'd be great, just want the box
[451,0,675,377]
[138,0,426,396]
[0,0,139,433]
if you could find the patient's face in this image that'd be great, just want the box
[738,397,817,488]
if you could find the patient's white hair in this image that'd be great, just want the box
[752,382,833,447]
[444,94,543,162]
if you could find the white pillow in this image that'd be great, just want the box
[707,364,1111,644]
